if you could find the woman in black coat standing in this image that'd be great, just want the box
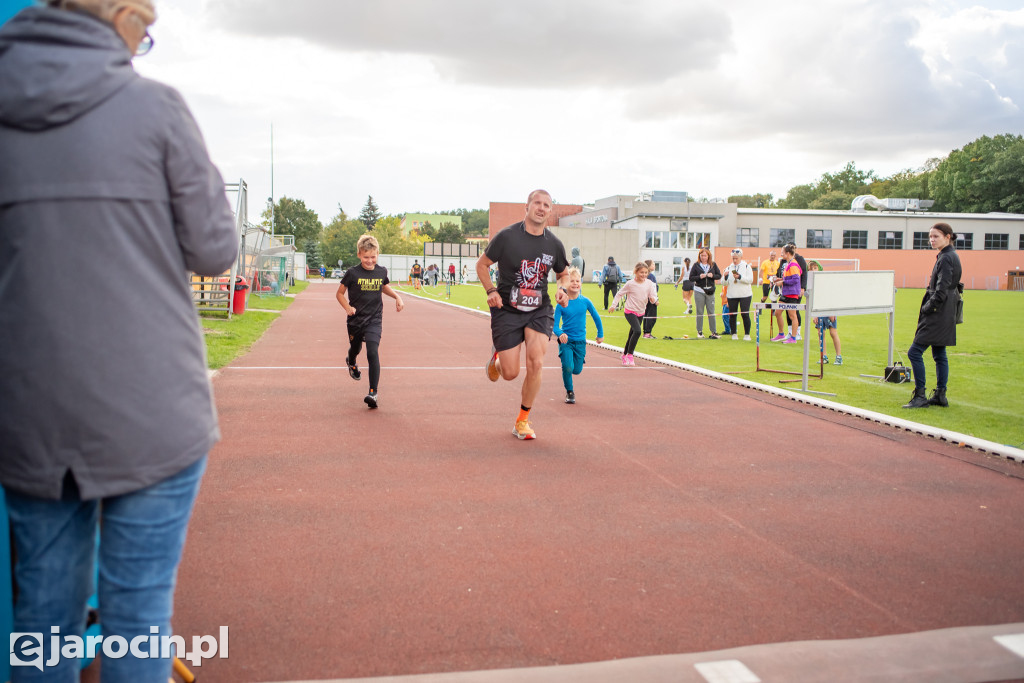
[904,222,962,408]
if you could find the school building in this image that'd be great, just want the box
[489,192,1024,290]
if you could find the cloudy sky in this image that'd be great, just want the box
[134,0,1023,223]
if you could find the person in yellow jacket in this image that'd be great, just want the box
[759,250,781,303]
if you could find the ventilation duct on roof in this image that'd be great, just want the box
[851,195,935,212]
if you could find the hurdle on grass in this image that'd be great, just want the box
[755,270,896,394]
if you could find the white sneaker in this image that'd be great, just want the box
[743,335,751,341]
[794,333,802,341]
[731,334,738,340]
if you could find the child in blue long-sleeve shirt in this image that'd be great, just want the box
[553,268,604,404]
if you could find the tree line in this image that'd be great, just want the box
[270,134,1022,270]
[262,195,489,271]
[727,134,1024,214]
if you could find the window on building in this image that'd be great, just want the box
[1019,234,1024,250]
[736,228,759,248]
[770,228,795,248]
[878,231,903,249]
[670,219,688,231]
[651,261,663,275]
[672,256,684,282]
[984,233,1009,250]
[955,233,973,250]
[644,231,683,249]
[842,230,868,249]
[806,229,832,249]
[912,232,930,249]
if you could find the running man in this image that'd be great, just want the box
[476,189,570,440]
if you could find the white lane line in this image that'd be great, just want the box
[694,659,761,683]
[995,633,1024,658]
[223,366,657,371]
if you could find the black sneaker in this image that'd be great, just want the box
[364,392,378,409]
[347,358,361,381]
[565,391,575,404]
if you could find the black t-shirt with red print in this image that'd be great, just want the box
[485,222,568,313]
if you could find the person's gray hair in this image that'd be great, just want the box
[47,0,156,26]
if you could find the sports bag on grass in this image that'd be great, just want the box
[884,362,911,384]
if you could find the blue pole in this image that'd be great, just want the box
[1,0,34,25]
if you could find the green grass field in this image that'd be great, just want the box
[401,280,1024,449]
[200,281,308,368]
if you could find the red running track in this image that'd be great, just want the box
[170,282,1024,682]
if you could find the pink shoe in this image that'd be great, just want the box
[771,333,787,342]
[621,355,629,366]
[783,335,798,344]
[627,354,636,366]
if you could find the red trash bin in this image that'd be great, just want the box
[232,276,248,314]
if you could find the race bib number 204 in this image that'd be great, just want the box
[510,286,541,312]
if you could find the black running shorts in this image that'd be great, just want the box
[348,319,382,345]
[490,305,554,352]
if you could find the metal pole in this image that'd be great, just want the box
[269,123,274,240]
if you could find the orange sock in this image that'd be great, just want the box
[517,406,530,423]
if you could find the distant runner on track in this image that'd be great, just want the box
[476,189,569,440]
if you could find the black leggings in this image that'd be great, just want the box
[643,302,658,335]
[624,312,643,355]
[603,283,619,309]
[348,337,381,391]
[727,296,752,335]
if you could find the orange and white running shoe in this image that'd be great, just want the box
[486,346,500,382]
[512,419,536,440]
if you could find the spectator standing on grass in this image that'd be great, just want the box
[642,259,659,338]
[903,222,962,409]
[787,242,808,330]
[720,287,731,335]
[770,245,803,344]
[759,250,780,303]
[688,248,721,339]
[674,256,694,314]
[723,248,754,340]
[602,256,623,310]
[449,262,456,285]
[808,260,843,365]
[570,245,585,275]
[610,262,659,365]
[0,1,238,679]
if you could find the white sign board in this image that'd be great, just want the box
[808,270,895,317]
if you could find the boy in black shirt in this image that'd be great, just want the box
[336,235,404,408]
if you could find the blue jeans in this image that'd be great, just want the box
[6,456,206,682]
[558,339,587,391]
[907,342,948,392]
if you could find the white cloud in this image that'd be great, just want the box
[133,0,1023,222]
[209,0,733,88]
